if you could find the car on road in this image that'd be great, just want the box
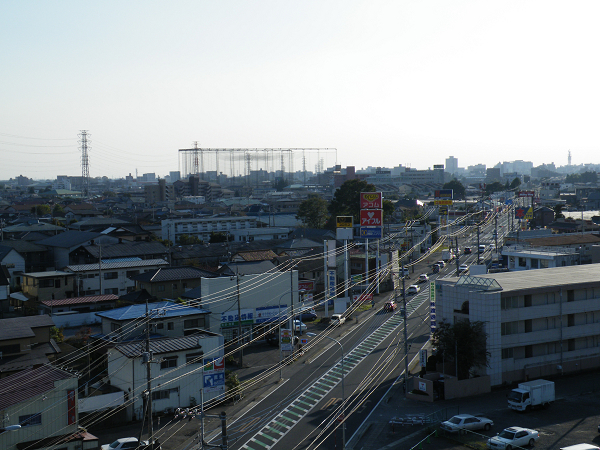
[101,438,158,450]
[487,426,539,449]
[384,301,396,312]
[464,246,472,254]
[479,244,487,253]
[418,274,429,283]
[459,264,469,274]
[440,414,493,434]
[407,285,420,295]
[432,264,441,274]
[295,308,317,322]
[331,314,346,325]
[436,260,445,268]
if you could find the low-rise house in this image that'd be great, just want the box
[500,245,580,270]
[95,301,211,342]
[0,365,98,450]
[64,258,169,296]
[0,315,60,378]
[21,271,76,302]
[0,245,25,285]
[36,231,111,269]
[0,240,49,274]
[72,240,169,265]
[131,266,218,300]
[107,333,224,421]
[40,294,119,328]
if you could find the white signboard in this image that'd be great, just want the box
[419,349,428,367]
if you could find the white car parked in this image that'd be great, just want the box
[406,285,420,295]
[101,438,149,450]
[440,414,493,434]
[487,426,539,449]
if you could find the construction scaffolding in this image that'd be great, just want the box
[178,147,337,186]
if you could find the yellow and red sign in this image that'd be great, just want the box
[360,209,383,227]
[360,192,382,209]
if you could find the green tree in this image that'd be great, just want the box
[442,179,466,200]
[327,179,376,230]
[383,199,395,221]
[52,204,65,216]
[273,178,288,192]
[177,234,203,245]
[509,177,521,189]
[103,190,117,197]
[296,194,329,228]
[209,232,231,243]
[50,326,64,344]
[431,319,490,380]
[554,204,565,219]
[566,171,598,184]
[31,204,51,216]
[484,182,505,196]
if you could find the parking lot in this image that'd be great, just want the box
[387,371,600,450]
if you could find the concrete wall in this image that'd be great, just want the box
[50,311,100,328]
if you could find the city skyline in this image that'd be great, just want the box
[2,1,600,180]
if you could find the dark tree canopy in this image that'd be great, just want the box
[509,177,521,189]
[554,204,565,219]
[565,171,597,184]
[327,179,376,229]
[431,319,490,380]
[209,232,232,243]
[484,181,505,196]
[442,179,465,200]
[296,194,329,229]
[31,204,51,216]
[177,234,203,245]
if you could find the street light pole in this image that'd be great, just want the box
[277,289,305,380]
[307,332,345,449]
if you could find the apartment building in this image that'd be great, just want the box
[161,216,259,243]
[435,265,600,386]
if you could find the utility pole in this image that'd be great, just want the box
[455,236,460,276]
[477,223,481,265]
[236,272,243,368]
[494,213,498,252]
[402,264,408,396]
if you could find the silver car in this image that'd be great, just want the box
[440,414,493,434]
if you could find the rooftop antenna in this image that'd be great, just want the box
[79,130,90,198]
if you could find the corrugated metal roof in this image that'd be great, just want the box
[41,294,119,307]
[114,335,211,358]
[37,230,102,248]
[83,241,168,258]
[0,365,75,410]
[96,301,209,321]
[65,258,168,272]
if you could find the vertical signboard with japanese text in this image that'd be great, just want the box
[429,281,436,334]
[360,192,383,238]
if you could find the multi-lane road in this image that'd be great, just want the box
[203,207,513,450]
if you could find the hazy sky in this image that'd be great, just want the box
[2,1,600,181]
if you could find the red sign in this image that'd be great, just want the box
[360,209,383,227]
[67,389,76,425]
[214,357,225,371]
[298,280,315,292]
[515,207,526,219]
[518,191,535,198]
[360,192,382,209]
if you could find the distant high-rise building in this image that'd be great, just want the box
[169,171,181,182]
[445,156,458,175]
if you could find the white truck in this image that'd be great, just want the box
[442,250,454,262]
[507,379,555,411]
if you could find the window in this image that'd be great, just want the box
[55,279,61,288]
[104,272,118,280]
[186,352,204,364]
[156,323,164,330]
[126,270,140,278]
[525,345,533,358]
[39,279,54,288]
[161,356,177,369]
[502,348,514,359]
[501,322,517,336]
[172,283,178,290]
[19,413,42,427]
[104,288,118,295]
[158,285,165,292]
[167,322,174,331]
[151,388,179,400]
[111,322,121,332]
[184,319,200,329]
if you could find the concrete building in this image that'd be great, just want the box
[230,227,290,242]
[500,245,580,271]
[21,271,76,302]
[435,265,600,386]
[0,365,98,450]
[144,178,175,204]
[107,333,224,420]
[161,216,259,243]
[64,258,169,296]
[445,156,458,175]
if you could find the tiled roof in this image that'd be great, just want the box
[114,335,214,358]
[218,260,277,275]
[83,241,168,258]
[0,315,55,341]
[37,230,102,248]
[525,234,600,246]
[95,301,210,321]
[235,249,278,261]
[0,365,75,410]
[132,266,218,283]
[41,294,119,307]
[65,258,168,272]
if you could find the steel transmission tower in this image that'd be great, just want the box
[79,130,90,198]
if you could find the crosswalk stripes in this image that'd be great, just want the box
[239,293,428,450]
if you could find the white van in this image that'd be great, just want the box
[478,244,486,254]
[331,314,346,325]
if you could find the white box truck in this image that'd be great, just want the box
[442,250,454,262]
[507,379,555,411]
